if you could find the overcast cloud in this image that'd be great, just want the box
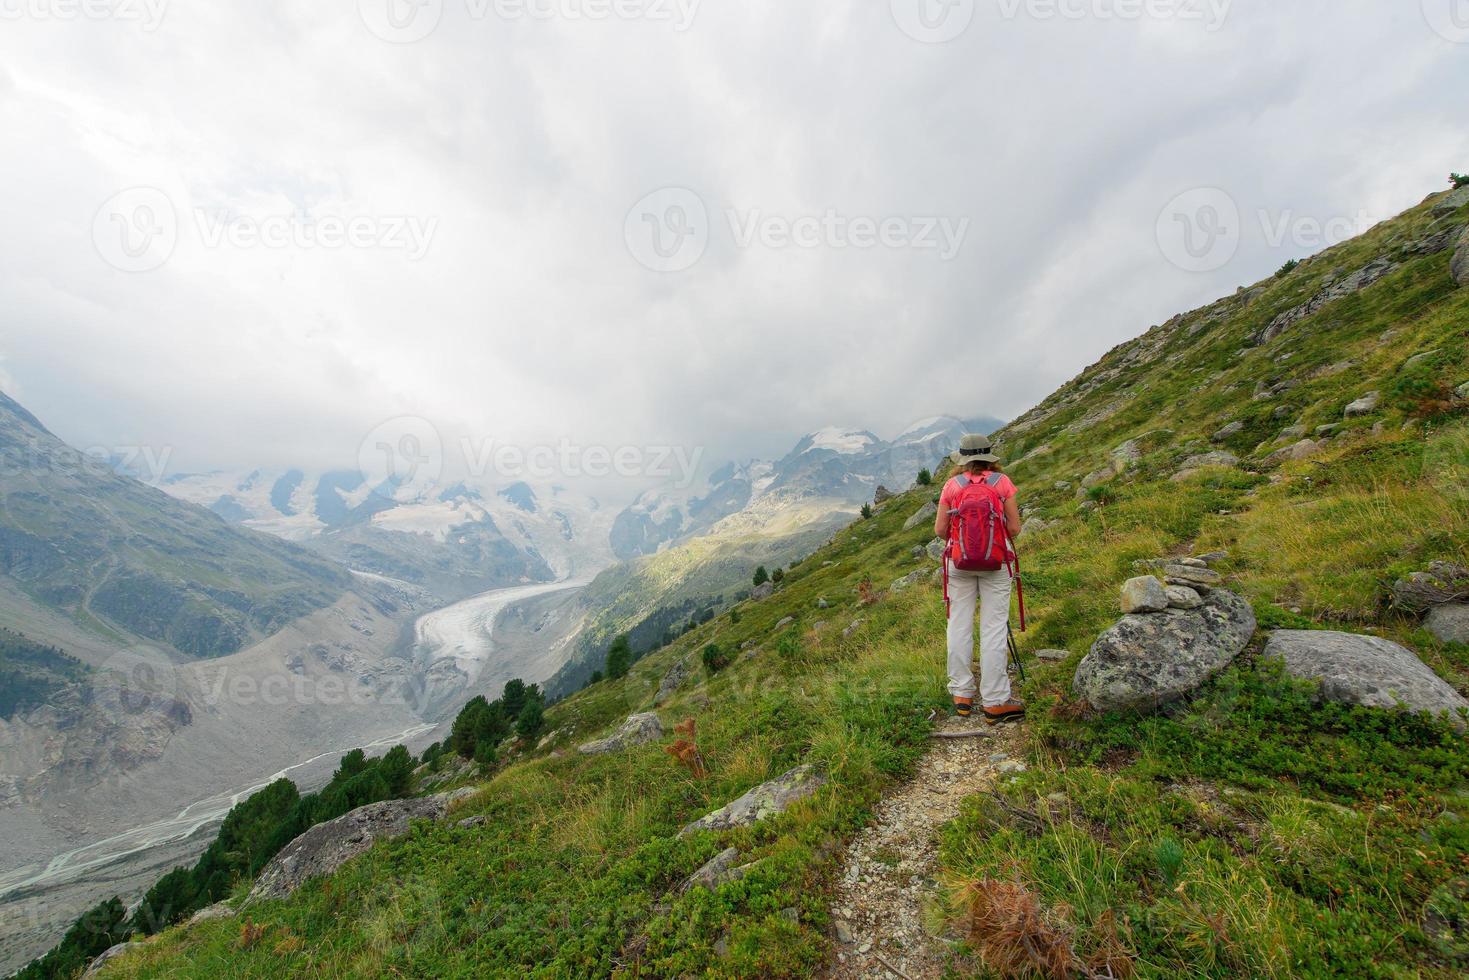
[0,1,1465,484]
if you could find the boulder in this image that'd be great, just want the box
[1072,589,1256,713]
[1194,550,1229,566]
[1263,630,1469,727]
[925,537,946,562]
[1432,185,1469,216]
[891,569,928,592]
[775,615,795,629]
[842,619,863,639]
[1425,603,1469,645]
[84,943,147,977]
[1166,585,1203,610]
[1163,564,1222,589]
[681,847,746,892]
[655,657,692,706]
[750,581,774,601]
[1120,576,1169,614]
[1391,562,1469,614]
[1263,439,1324,467]
[1212,421,1245,443]
[677,764,826,837]
[1343,391,1380,418]
[1457,228,1469,287]
[579,712,664,755]
[1179,451,1238,471]
[873,485,894,504]
[903,501,937,531]
[1403,350,1441,372]
[1456,381,1469,401]
[1278,425,1308,440]
[1021,517,1051,537]
[250,790,471,901]
[187,902,236,925]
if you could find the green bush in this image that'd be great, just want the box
[701,642,730,675]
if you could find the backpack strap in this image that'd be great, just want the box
[955,475,970,488]
[984,472,1003,488]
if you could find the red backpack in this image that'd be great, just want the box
[947,473,1012,571]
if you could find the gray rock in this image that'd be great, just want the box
[1054,480,1072,491]
[1035,649,1069,662]
[873,485,894,504]
[1403,350,1441,372]
[1263,630,1469,727]
[249,790,469,900]
[1081,464,1119,488]
[577,712,664,756]
[655,656,693,706]
[1212,421,1244,443]
[1256,257,1398,345]
[1344,391,1381,418]
[1456,381,1469,401]
[1314,423,1342,437]
[1194,550,1229,566]
[1263,439,1323,466]
[834,917,855,943]
[775,616,795,629]
[751,581,774,601]
[187,902,236,925]
[1120,576,1169,614]
[816,597,830,609]
[1278,425,1307,440]
[842,619,863,639]
[678,764,826,837]
[83,942,147,977]
[779,907,800,924]
[1454,227,1469,287]
[903,501,937,531]
[1432,185,1469,216]
[1073,589,1256,713]
[457,815,487,829]
[1021,517,1051,536]
[891,569,928,592]
[1425,604,1469,645]
[1179,451,1239,471]
[1164,564,1223,588]
[925,537,946,562]
[681,846,746,892]
[1392,562,1469,614]
[1174,557,1208,568]
[1166,585,1204,610]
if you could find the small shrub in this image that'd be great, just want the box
[1275,258,1300,278]
[917,468,932,486]
[752,565,769,587]
[857,577,881,606]
[861,503,873,519]
[701,643,730,675]
[1452,172,1469,189]
[771,568,785,584]
[664,718,707,779]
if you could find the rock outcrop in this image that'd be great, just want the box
[655,657,692,706]
[1120,576,1168,614]
[1263,630,1468,727]
[681,846,747,892]
[1073,589,1256,713]
[902,502,937,531]
[1425,604,1469,645]
[579,712,664,755]
[1344,391,1381,417]
[1254,257,1397,346]
[678,764,826,837]
[1392,562,1469,614]
[249,789,472,901]
[1453,227,1469,287]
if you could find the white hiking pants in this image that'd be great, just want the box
[946,562,1013,706]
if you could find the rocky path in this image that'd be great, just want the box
[825,716,1024,979]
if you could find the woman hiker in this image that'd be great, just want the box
[933,434,1026,724]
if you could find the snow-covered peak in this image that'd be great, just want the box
[799,426,880,455]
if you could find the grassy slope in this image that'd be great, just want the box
[104,190,1467,978]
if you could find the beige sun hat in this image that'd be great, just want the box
[948,433,1001,466]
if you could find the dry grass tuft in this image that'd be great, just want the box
[955,876,1133,979]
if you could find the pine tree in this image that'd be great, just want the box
[753,565,770,587]
[605,634,632,679]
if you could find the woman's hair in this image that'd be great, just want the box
[947,460,1003,480]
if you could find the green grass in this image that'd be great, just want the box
[99,188,1469,978]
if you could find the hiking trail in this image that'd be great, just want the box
[824,715,1024,979]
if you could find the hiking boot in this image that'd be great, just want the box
[983,701,1026,725]
[953,698,973,718]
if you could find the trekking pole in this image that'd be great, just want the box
[1007,623,1026,682]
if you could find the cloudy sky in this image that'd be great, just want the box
[1,0,1466,484]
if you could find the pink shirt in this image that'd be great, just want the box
[940,473,1017,513]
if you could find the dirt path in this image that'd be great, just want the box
[824,715,1025,979]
